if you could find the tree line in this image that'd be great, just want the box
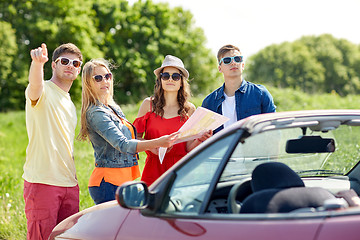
[246,34,360,96]
[0,0,219,111]
[1,0,360,112]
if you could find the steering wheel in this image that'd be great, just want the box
[227,178,252,213]
[168,198,183,212]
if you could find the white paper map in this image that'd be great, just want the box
[158,107,229,163]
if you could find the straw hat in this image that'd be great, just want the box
[153,55,189,79]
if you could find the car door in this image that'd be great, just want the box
[116,132,239,239]
[116,209,325,240]
[115,130,329,239]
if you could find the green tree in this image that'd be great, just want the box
[93,0,218,104]
[1,0,104,109]
[0,21,21,111]
[0,0,219,111]
[246,41,325,93]
[246,34,360,95]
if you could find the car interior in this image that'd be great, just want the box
[138,117,360,218]
[204,123,360,215]
[239,162,336,213]
[207,165,359,215]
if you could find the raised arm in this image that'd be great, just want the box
[28,43,48,103]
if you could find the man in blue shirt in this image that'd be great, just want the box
[202,44,276,134]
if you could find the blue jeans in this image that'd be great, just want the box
[89,179,118,205]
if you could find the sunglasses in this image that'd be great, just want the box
[160,72,182,81]
[218,56,244,65]
[55,57,83,68]
[92,73,113,82]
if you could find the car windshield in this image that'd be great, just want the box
[221,124,360,181]
[160,117,360,215]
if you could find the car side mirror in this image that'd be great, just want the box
[286,136,335,153]
[116,181,149,209]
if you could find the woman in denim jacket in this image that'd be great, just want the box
[78,59,178,204]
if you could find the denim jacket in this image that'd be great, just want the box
[202,80,276,134]
[86,103,138,168]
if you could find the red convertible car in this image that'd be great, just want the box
[50,110,360,240]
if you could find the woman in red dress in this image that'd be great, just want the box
[133,55,212,186]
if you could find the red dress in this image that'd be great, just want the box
[133,112,188,186]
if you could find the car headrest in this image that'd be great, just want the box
[251,162,305,192]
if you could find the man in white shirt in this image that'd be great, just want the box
[23,43,82,240]
[202,44,276,133]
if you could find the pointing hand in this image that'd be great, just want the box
[30,43,48,64]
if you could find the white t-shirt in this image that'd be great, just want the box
[222,93,237,129]
[23,81,78,187]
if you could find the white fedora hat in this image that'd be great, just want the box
[153,55,189,79]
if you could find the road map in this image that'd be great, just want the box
[159,107,229,163]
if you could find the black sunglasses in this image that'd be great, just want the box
[92,73,113,82]
[218,56,244,65]
[160,72,182,81]
[55,57,82,68]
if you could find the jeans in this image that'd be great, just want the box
[89,179,118,205]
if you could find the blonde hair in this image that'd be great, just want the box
[77,59,117,141]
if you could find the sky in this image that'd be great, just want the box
[130,0,360,59]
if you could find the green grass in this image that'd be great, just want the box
[1,90,360,239]
[0,111,28,240]
[0,104,142,240]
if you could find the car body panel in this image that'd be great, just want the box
[49,201,129,240]
[116,210,325,240]
[317,214,360,240]
[50,110,360,240]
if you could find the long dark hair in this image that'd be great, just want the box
[152,69,191,120]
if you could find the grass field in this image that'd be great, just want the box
[1,89,359,239]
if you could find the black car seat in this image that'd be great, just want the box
[240,162,335,213]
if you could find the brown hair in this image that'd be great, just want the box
[52,43,83,62]
[217,44,241,63]
[152,68,191,120]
